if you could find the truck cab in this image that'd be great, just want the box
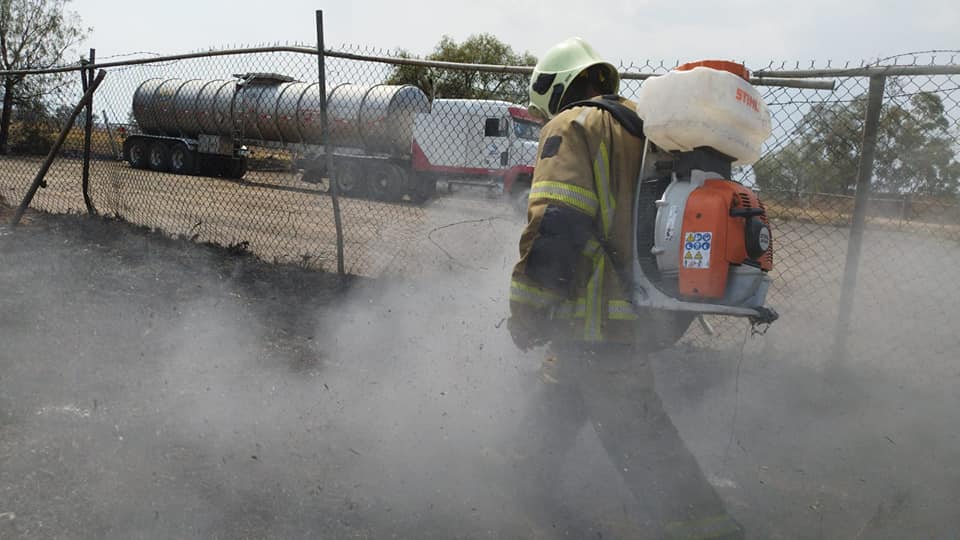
[410,99,540,194]
[502,106,541,196]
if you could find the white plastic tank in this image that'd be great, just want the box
[635,62,772,165]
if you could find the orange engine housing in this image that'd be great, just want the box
[678,179,773,299]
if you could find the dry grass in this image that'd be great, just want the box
[1,154,957,372]
[62,128,118,155]
[764,198,960,238]
[0,193,38,226]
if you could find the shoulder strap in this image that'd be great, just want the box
[561,95,644,138]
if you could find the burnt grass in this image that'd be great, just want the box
[0,209,575,539]
[3,206,960,539]
[0,210,369,538]
[1,209,352,364]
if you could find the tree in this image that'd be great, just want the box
[9,96,53,154]
[386,34,536,103]
[52,102,95,127]
[754,85,959,199]
[0,0,88,154]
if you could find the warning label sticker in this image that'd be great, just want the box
[682,232,713,269]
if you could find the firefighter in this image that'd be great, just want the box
[508,37,744,539]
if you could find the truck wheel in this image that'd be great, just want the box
[300,168,324,185]
[226,157,247,179]
[148,142,170,172]
[369,163,407,202]
[410,174,437,203]
[128,140,148,169]
[170,144,195,175]
[332,160,365,197]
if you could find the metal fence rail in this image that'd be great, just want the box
[0,37,957,366]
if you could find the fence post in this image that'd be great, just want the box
[900,194,911,229]
[80,48,96,215]
[12,71,106,226]
[831,74,886,365]
[316,10,346,276]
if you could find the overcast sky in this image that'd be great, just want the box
[69,0,958,70]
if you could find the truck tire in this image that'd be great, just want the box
[332,160,364,197]
[128,140,148,169]
[410,174,437,203]
[170,144,195,175]
[369,162,407,202]
[300,168,324,185]
[226,157,247,179]
[148,142,170,172]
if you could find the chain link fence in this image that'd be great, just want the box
[1,42,957,366]
[743,58,959,370]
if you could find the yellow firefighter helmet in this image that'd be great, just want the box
[528,37,620,120]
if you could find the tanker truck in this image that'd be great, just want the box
[122,73,540,202]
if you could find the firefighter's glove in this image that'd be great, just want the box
[507,314,547,352]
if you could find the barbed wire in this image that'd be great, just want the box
[765,84,960,107]
[871,50,960,66]
[0,43,957,367]
[94,51,164,61]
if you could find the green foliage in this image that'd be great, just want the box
[8,100,54,154]
[52,103,97,127]
[755,84,960,198]
[0,0,89,154]
[386,34,536,103]
[9,119,53,154]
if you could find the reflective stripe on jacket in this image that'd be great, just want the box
[510,96,645,345]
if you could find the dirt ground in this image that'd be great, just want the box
[2,202,959,539]
[3,154,955,362]
[0,155,455,278]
